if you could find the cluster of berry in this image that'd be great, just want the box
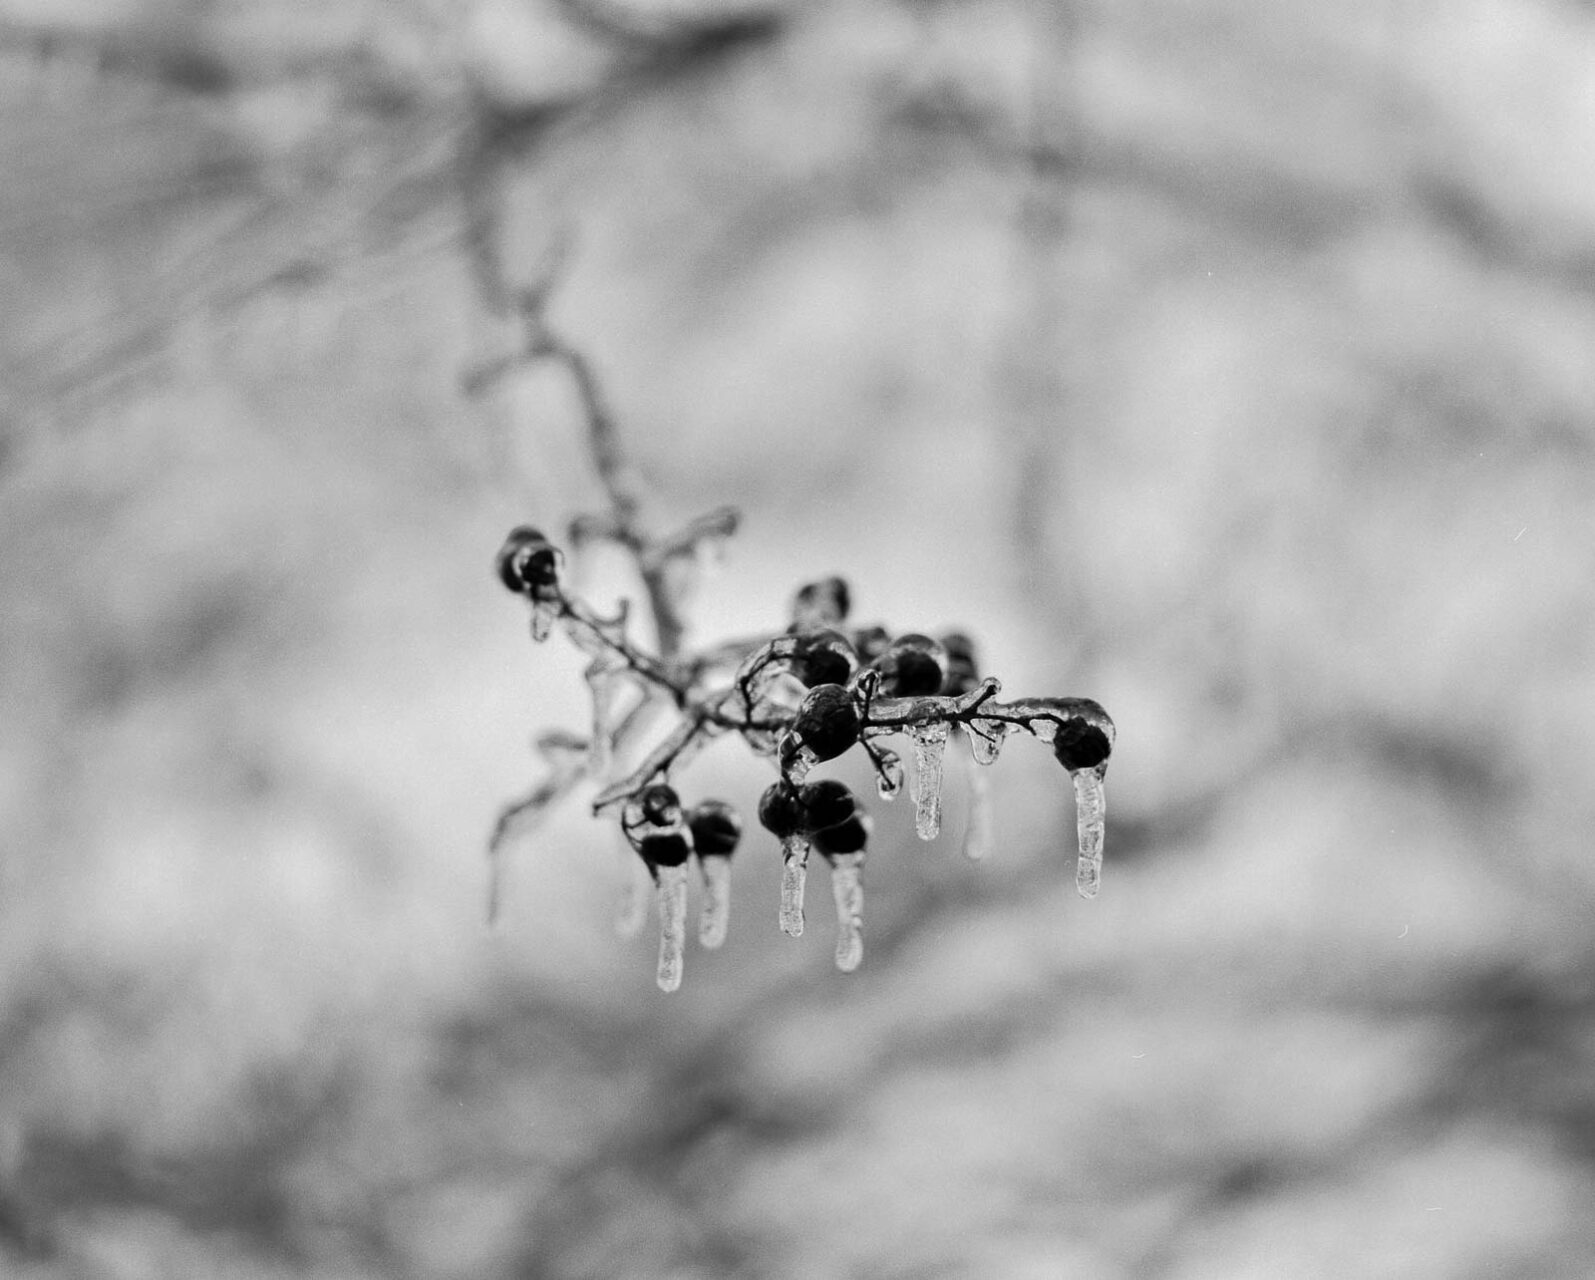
[495,525,1114,991]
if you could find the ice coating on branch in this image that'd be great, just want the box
[1072,766,1107,898]
[966,718,1010,766]
[584,657,627,775]
[655,863,689,991]
[529,598,558,642]
[960,749,992,861]
[779,834,811,936]
[908,721,950,840]
[828,852,865,971]
[698,856,732,949]
[592,712,720,813]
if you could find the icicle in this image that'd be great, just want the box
[966,718,1010,766]
[614,833,648,938]
[529,597,558,642]
[698,856,732,949]
[1072,766,1107,899]
[960,750,992,861]
[655,863,689,991]
[779,834,811,937]
[908,722,950,840]
[828,852,865,972]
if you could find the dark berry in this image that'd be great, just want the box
[813,813,870,858]
[758,780,806,840]
[1050,699,1114,770]
[688,799,742,859]
[639,831,692,868]
[638,783,683,827]
[495,525,562,594]
[791,576,851,628]
[791,683,861,762]
[939,631,980,696]
[791,629,858,688]
[798,779,857,834]
[874,634,947,698]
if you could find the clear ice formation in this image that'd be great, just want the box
[584,656,627,775]
[655,863,689,991]
[960,750,992,862]
[1072,766,1107,898]
[872,745,904,800]
[784,738,819,785]
[828,852,865,972]
[698,856,732,949]
[909,722,950,840]
[779,833,811,937]
[614,832,648,938]
[966,718,1010,766]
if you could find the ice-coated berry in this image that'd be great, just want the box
[1052,714,1113,770]
[813,813,870,858]
[791,629,858,689]
[688,799,742,859]
[798,779,858,834]
[791,576,852,628]
[637,783,683,827]
[639,830,692,868]
[495,525,562,594]
[939,631,980,696]
[874,634,947,698]
[791,683,861,762]
[758,780,806,840]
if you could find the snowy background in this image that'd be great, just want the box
[3,1,1595,1276]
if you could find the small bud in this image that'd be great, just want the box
[791,683,862,763]
[758,780,806,840]
[688,799,742,859]
[874,634,947,698]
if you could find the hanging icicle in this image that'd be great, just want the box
[827,852,865,972]
[622,784,696,991]
[688,799,742,950]
[1072,766,1107,899]
[655,864,689,991]
[779,834,811,937]
[614,830,649,938]
[908,721,951,840]
[959,746,993,862]
[698,856,732,948]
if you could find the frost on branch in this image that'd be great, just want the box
[480,298,1115,990]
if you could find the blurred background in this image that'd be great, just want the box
[3,0,1594,1276]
